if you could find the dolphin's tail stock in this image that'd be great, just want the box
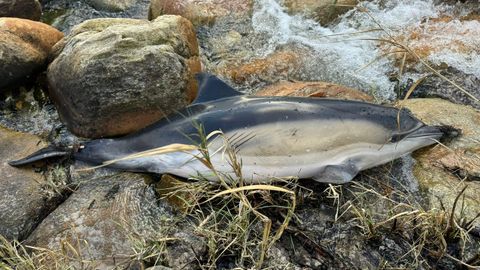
[8,144,77,167]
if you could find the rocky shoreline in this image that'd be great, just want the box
[0,0,479,269]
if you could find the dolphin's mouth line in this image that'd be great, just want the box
[402,126,443,140]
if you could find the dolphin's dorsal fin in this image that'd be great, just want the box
[192,73,243,104]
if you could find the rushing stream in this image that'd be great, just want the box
[250,0,480,101]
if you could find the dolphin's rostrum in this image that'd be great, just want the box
[10,73,445,184]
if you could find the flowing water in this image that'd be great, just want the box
[248,0,480,101]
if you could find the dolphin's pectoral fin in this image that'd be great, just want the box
[313,162,359,184]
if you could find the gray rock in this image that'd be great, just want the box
[0,0,42,21]
[41,0,151,34]
[407,68,480,109]
[0,18,64,90]
[87,0,137,12]
[47,15,201,138]
[26,172,206,269]
[0,126,51,240]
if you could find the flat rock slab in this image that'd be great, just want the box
[26,172,205,268]
[0,127,49,240]
[47,15,201,138]
[403,98,480,226]
[0,18,64,89]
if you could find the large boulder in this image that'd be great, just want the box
[26,172,206,269]
[149,0,253,26]
[403,98,480,226]
[0,18,64,90]
[0,0,42,21]
[47,16,201,138]
[0,127,50,240]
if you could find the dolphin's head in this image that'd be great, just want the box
[366,106,442,144]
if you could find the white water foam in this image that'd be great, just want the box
[251,0,479,101]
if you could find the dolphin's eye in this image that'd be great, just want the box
[390,133,404,143]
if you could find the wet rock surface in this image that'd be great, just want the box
[408,68,480,109]
[0,18,64,90]
[0,0,42,21]
[47,15,201,138]
[283,0,358,25]
[149,0,254,26]
[0,126,57,240]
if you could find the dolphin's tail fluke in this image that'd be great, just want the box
[8,145,74,167]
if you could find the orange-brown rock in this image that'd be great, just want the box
[256,81,373,101]
[149,0,253,26]
[224,50,302,85]
[283,0,358,25]
[0,18,64,89]
[0,0,42,21]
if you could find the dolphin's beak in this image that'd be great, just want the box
[391,125,443,142]
[406,125,444,139]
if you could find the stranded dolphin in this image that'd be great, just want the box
[10,73,446,184]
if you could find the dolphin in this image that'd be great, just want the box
[9,73,446,184]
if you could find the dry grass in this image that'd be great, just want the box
[325,180,480,269]
[154,124,299,269]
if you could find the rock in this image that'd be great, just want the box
[47,16,201,138]
[155,174,194,212]
[41,0,152,34]
[87,0,137,12]
[408,67,480,110]
[402,98,480,226]
[26,172,206,268]
[149,0,253,26]
[0,126,49,240]
[256,81,374,101]
[0,0,42,21]
[223,50,303,87]
[283,0,358,25]
[0,18,64,89]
